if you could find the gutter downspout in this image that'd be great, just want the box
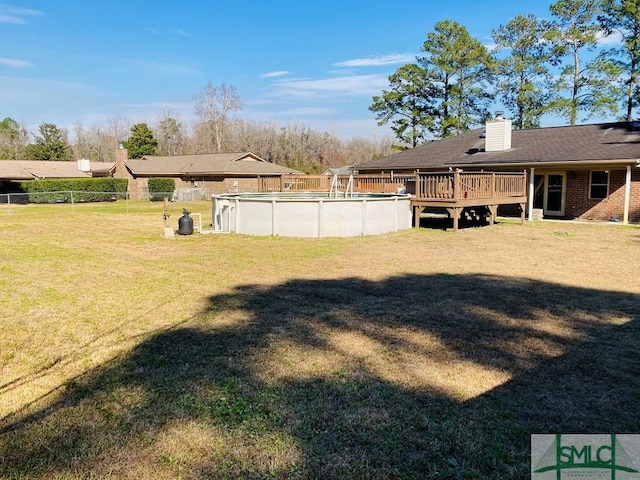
[623,165,631,224]
[528,167,535,221]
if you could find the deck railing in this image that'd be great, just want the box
[492,172,528,198]
[259,175,336,192]
[416,171,526,201]
[258,171,526,201]
[416,173,455,199]
[259,175,283,192]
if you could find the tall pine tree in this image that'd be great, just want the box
[419,20,495,138]
[123,123,158,159]
[599,0,640,121]
[492,14,555,129]
[23,123,73,161]
[369,63,438,147]
[546,0,622,124]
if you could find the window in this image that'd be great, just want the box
[589,170,609,199]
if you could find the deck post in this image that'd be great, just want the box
[487,204,498,225]
[453,170,460,200]
[490,172,496,197]
[414,205,425,228]
[446,207,462,231]
[280,174,285,192]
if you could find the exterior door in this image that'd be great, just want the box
[533,175,545,209]
[544,173,566,216]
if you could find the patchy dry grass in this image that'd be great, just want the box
[1,202,639,479]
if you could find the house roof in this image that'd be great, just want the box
[125,152,304,176]
[0,160,115,180]
[356,122,640,172]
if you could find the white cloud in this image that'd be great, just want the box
[0,75,196,136]
[597,30,623,45]
[1,78,110,134]
[0,76,111,130]
[0,4,43,24]
[0,76,102,101]
[270,74,389,98]
[144,27,162,36]
[0,57,31,68]
[334,53,415,68]
[173,29,192,38]
[0,14,22,23]
[484,43,499,53]
[261,70,290,78]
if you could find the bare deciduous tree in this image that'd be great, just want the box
[104,116,132,154]
[0,117,28,159]
[193,82,243,153]
[156,109,185,156]
[68,114,394,173]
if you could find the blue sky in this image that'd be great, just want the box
[0,1,614,141]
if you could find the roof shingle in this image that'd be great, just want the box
[357,122,640,171]
[126,152,303,176]
[0,161,115,180]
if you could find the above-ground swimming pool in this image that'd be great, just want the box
[212,192,412,238]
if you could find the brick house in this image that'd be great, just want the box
[356,116,640,224]
[115,148,304,198]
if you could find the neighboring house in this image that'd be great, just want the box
[356,116,640,224]
[0,158,115,181]
[115,149,304,198]
[323,165,355,176]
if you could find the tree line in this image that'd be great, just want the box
[370,0,640,146]
[0,81,395,173]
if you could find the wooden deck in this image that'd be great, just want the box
[258,171,528,230]
[411,170,527,230]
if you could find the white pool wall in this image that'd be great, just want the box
[212,193,412,238]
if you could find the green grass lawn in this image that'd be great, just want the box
[1,202,639,479]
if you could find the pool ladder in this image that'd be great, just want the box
[329,174,354,199]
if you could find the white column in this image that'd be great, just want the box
[361,199,367,236]
[272,199,277,235]
[528,167,535,221]
[318,199,324,238]
[233,199,240,233]
[623,166,631,225]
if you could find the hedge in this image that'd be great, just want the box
[0,181,25,194]
[15,178,128,203]
[148,178,175,201]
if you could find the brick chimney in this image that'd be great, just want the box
[114,144,128,178]
[485,111,512,152]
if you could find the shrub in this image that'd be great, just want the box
[17,178,128,203]
[148,178,175,201]
[0,181,26,194]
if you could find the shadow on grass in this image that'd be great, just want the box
[418,210,492,231]
[1,274,638,479]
